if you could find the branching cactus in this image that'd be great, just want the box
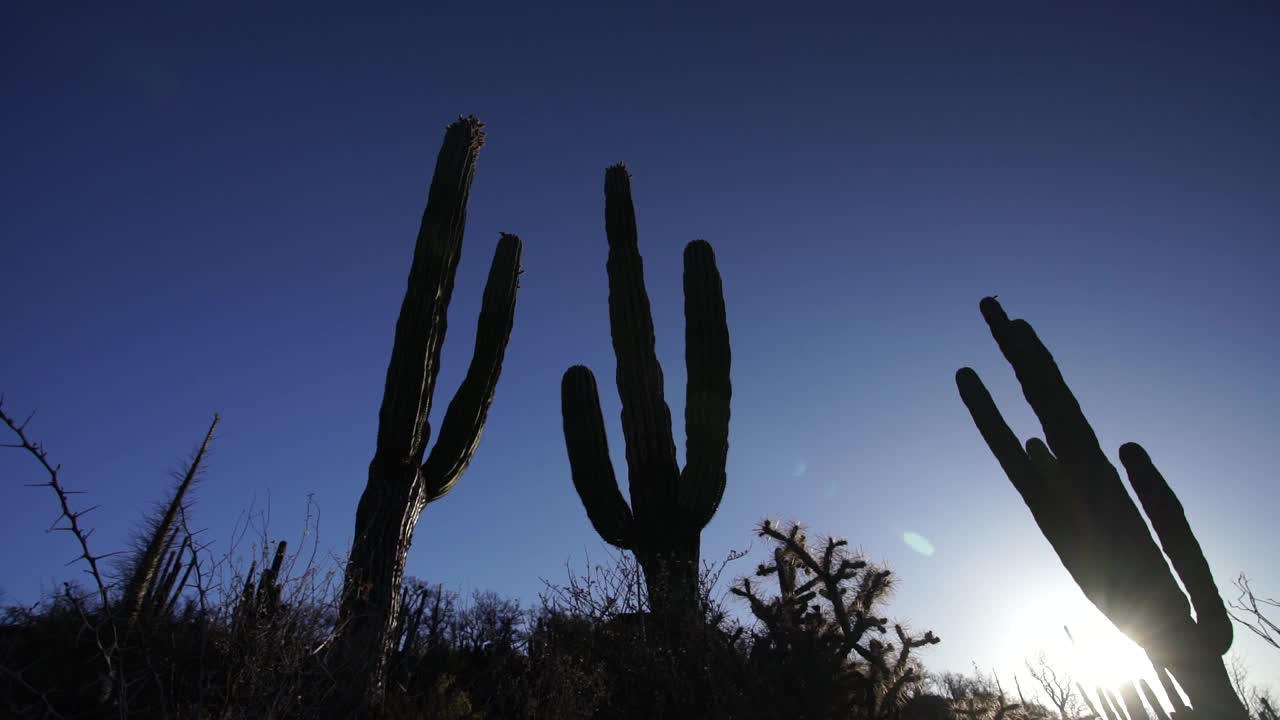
[733,520,939,719]
[955,296,1245,719]
[561,164,731,621]
[332,116,522,706]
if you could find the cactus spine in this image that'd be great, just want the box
[561,164,730,619]
[955,296,1245,719]
[333,116,522,706]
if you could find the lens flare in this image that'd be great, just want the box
[902,531,935,556]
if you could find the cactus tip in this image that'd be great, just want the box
[684,239,714,256]
[978,296,1009,326]
[605,163,632,186]
[445,115,486,150]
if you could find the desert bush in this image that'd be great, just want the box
[3,400,949,719]
[732,520,940,720]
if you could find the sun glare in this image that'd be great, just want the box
[997,583,1175,710]
[1057,612,1156,691]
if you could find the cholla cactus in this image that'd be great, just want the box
[956,295,1246,719]
[733,519,939,719]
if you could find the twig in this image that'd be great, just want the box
[1229,573,1279,650]
[1,397,112,613]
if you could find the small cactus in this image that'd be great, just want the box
[233,541,288,632]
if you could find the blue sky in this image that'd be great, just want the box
[3,0,1277,700]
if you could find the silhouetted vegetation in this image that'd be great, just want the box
[1230,575,1279,652]
[334,116,523,710]
[562,164,731,625]
[957,296,1250,719]
[0,406,939,718]
[2,115,1274,718]
[732,520,939,719]
[5,329,1278,717]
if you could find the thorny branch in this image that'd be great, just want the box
[1,396,112,613]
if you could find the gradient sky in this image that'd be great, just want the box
[4,0,1277,702]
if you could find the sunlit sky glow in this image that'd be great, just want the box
[3,1,1277,706]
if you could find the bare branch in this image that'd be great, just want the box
[1,398,112,611]
[1229,573,1279,651]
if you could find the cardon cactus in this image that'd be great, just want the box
[332,116,522,706]
[561,164,730,619]
[955,296,1245,719]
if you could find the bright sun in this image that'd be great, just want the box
[997,582,1174,707]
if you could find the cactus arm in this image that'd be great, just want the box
[961,296,1249,718]
[1003,314,1184,605]
[563,166,733,619]
[1076,683,1103,719]
[679,239,731,530]
[603,164,679,513]
[969,300,1194,636]
[1118,682,1149,720]
[1105,689,1129,720]
[1138,679,1172,720]
[256,540,288,615]
[979,301,1148,542]
[1120,442,1233,654]
[955,369,1061,526]
[960,365,1120,617]
[1152,664,1190,715]
[420,233,522,501]
[979,299,1108,471]
[1093,689,1121,720]
[774,547,796,598]
[1022,439,1107,589]
[562,365,635,549]
[374,117,484,467]
[334,117,523,709]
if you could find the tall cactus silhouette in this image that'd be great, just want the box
[332,116,522,706]
[955,296,1245,719]
[562,164,731,620]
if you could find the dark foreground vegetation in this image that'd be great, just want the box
[0,491,946,719]
[3,117,1276,718]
